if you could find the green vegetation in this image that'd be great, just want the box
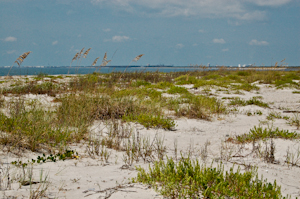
[2,81,59,96]
[1,69,299,153]
[229,126,300,143]
[11,150,78,167]
[229,97,269,108]
[167,86,189,95]
[266,112,290,120]
[134,157,284,198]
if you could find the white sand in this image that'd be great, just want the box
[1,78,300,198]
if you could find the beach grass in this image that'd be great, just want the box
[1,69,300,198]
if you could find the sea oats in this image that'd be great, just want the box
[72,52,80,63]
[103,52,108,61]
[7,51,31,76]
[77,47,85,60]
[100,60,111,67]
[92,57,100,66]
[132,54,144,62]
[14,51,31,67]
[99,52,111,66]
[83,48,91,58]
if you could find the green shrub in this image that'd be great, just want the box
[267,112,282,120]
[134,157,284,198]
[229,97,246,106]
[152,81,174,89]
[131,80,151,87]
[2,81,58,96]
[231,83,260,91]
[167,86,189,95]
[123,113,175,130]
[231,126,300,143]
[175,75,198,85]
[246,97,269,108]
[176,95,225,120]
[0,104,73,151]
[229,97,269,108]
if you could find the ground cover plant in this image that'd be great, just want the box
[229,97,269,108]
[0,98,75,151]
[1,70,299,152]
[133,157,284,198]
[228,126,300,144]
[1,68,300,198]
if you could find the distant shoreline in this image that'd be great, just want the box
[0,65,299,76]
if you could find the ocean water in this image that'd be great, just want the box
[0,66,298,76]
[0,66,213,76]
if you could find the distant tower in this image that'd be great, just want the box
[207,63,210,67]
[238,64,241,68]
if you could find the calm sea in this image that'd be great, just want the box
[0,66,298,76]
[0,66,214,76]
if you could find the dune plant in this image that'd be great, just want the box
[7,51,31,77]
[69,47,85,74]
[175,94,225,120]
[118,54,144,81]
[133,157,284,198]
[167,86,189,95]
[288,113,300,130]
[228,126,300,144]
[0,98,75,151]
[2,81,59,96]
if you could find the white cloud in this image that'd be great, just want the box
[103,28,111,32]
[69,45,74,52]
[4,36,17,42]
[247,0,291,6]
[90,0,290,20]
[213,38,226,44]
[7,50,16,54]
[249,39,269,46]
[52,41,58,45]
[112,35,130,42]
[193,43,198,46]
[198,29,205,33]
[176,43,184,48]
[222,48,229,52]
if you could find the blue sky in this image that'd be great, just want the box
[0,0,299,66]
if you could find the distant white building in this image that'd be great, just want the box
[238,64,241,68]
[207,63,210,67]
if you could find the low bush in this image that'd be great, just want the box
[167,86,189,95]
[229,97,269,108]
[2,81,59,96]
[134,157,284,198]
[0,104,74,151]
[123,113,176,130]
[229,126,300,143]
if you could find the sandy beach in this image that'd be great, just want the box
[0,72,300,198]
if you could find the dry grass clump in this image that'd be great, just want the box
[0,98,76,152]
[7,51,32,77]
[57,93,175,130]
[2,81,59,97]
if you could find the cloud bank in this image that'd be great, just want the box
[112,35,130,42]
[91,0,292,20]
[4,36,17,42]
[249,39,269,45]
[213,38,226,44]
